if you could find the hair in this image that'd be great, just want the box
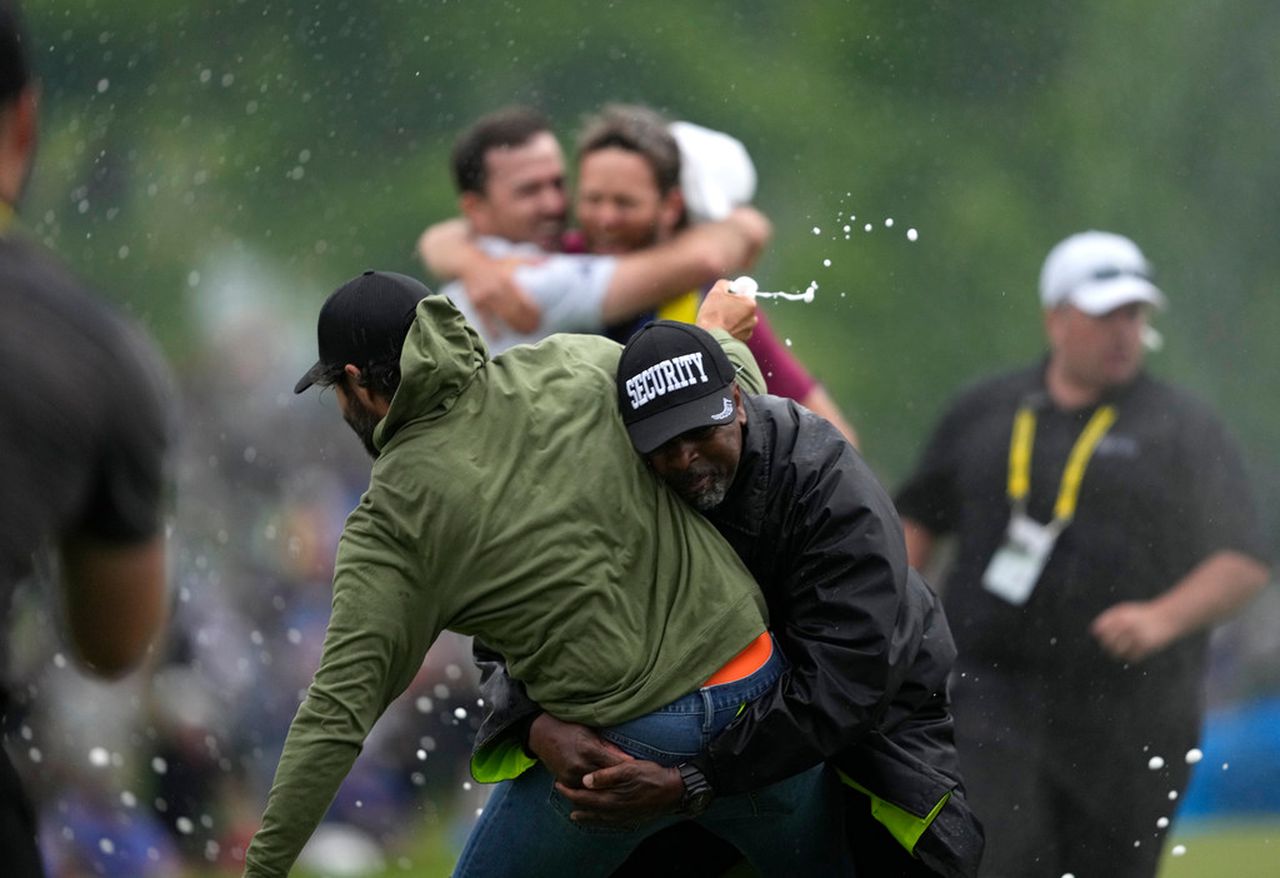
[0,0,31,106]
[450,105,553,195]
[575,103,681,196]
[316,358,401,401]
[354,359,402,400]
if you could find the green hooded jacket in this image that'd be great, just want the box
[245,296,768,876]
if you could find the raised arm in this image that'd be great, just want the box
[415,218,541,335]
[417,217,483,281]
[601,207,771,325]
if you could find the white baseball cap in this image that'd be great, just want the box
[669,120,757,224]
[1039,231,1167,315]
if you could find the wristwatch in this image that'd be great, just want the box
[677,762,714,816]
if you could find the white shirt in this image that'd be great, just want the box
[442,237,618,354]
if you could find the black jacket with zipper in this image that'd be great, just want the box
[472,392,983,876]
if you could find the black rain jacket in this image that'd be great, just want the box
[472,392,983,876]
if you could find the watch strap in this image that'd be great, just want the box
[677,762,714,815]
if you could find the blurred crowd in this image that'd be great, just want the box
[3,273,1278,877]
[3,305,487,876]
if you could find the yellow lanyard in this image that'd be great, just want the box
[0,200,12,235]
[1006,403,1117,522]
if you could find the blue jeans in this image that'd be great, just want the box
[454,641,853,877]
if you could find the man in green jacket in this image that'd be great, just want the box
[243,272,853,876]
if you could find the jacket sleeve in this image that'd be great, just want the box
[243,514,441,877]
[696,434,912,795]
[709,328,766,395]
[469,640,543,782]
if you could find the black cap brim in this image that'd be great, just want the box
[294,361,327,394]
[625,386,736,454]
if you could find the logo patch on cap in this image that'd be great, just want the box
[709,398,734,420]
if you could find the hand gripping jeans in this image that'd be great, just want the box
[454,639,854,877]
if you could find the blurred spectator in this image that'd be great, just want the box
[896,230,1271,877]
[0,2,173,874]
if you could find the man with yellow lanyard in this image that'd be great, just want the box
[896,231,1271,877]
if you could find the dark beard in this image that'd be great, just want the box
[343,401,381,459]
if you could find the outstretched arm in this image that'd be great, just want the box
[601,207,771,325]
[415,218,541,335]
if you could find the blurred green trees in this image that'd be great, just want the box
[22,0,1280,510]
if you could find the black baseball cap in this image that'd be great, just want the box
[617,320,738,454]
[294,270,429,394]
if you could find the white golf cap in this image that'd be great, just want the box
[1039,231,1167,315]
[669,120,757,224]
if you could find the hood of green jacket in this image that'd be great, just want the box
[373,295,488,451]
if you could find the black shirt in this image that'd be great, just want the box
[0,230,172,596]
[896,361,1268,717]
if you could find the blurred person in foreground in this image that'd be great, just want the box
[417,103,860,446]
[0,2,173,874]
[473,319,984,876]
[245,275,861,876]
[895,231,1271,877]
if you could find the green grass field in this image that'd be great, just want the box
[276,815,1280,877]
[1158,821,1279,878]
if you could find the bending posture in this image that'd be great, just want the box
[472,321,984,877]
[244,278,856,877]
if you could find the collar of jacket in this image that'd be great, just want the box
[373,294,489,453]
[709,391,773,537]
